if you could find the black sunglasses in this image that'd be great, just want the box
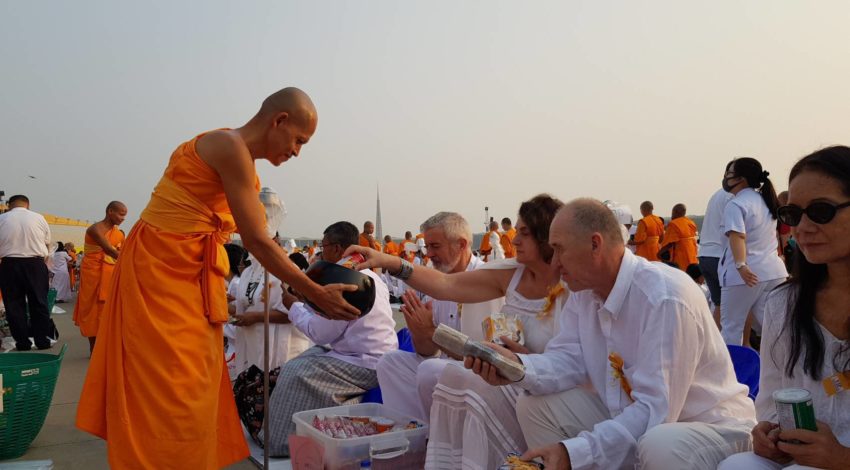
[777,201,850,226]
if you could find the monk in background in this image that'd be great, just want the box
[383,234,399,256]
[399,231,416,262]
[76,87,359,470]
[629,200,665,261]
[65,242,78,291]
[499,217,517,258]
[658,203,699,270]
[73,201,126,354]
[359,221,381,251]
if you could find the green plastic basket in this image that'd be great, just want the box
[0,344,67,460]
[24,288,56,315]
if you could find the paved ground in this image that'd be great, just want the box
[1,297,257,470]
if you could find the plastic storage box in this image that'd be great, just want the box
[292,403,428,469]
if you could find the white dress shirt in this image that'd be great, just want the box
[518,250,755,470]
[719,188,787,287]
[427,255,486,332]
[489,231,505,260]
[0,207,51,258]
[757,286,850,446]
[288,269,398,369]
[698,188,733,258]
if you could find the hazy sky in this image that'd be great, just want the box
[2,1,849,238]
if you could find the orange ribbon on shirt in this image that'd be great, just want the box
[609,351,634,402]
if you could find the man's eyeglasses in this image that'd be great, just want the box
[777,201,850,226]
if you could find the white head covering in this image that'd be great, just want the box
[603,200,633,245]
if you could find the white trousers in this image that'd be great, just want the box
[720,278,785,345]
[375,350,454,423]
[516,388,752,470]
[718,452,819,469]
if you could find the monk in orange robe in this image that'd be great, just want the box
[65,242,78,290]
[358,221,381,251]
[383,235,399,256]
[500,217,517,258]
[76,87,359,470]
[398,231,417,262]
[73,202,127,353]
[629,201,665,261]
[658,203,699,270]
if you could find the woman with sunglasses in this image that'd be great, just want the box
[719,157,788,346]
[718,147,850,469]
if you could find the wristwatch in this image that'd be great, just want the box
[735,261,748,270]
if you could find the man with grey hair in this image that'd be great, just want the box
[466,198,755,469]
[376,211,494,422]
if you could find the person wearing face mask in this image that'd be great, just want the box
[718,146,850,469]
[718,158,788,346]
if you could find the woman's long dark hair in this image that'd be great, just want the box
[518,194,564,263]
[777,145,850,380]
[732,157,779,219]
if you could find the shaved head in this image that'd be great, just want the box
[489,220,499,231]
[640,201,653,212]
[672,203,687,218]
[259,87,317,125]
[107,201,126,212]
[559,198,624,246]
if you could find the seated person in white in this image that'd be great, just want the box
[230,252,311,375]
[425,196,568,470]
[373,211,500,423]
[718,146,850,470]
[467,199,756,470]
[262,221,397,457]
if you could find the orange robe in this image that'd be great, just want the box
[359,233,381,251]
[633,215,665,261]
[383,241,399,256]
[76,131,251,469]
[73,227,124,337]
[479,231,492,259]
[67,250,78,290]
[500,228,517,258]
[661,217,698,270]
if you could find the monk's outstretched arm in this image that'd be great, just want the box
[198,130,359,320]
[343,245,511,303]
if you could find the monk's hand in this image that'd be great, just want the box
[342,245,398,272]
[311,283,360,320]
[737,264,759,287]
[777,421,850,469]
[752,421,792,463]
[499,336,530,355]
[521,443,571,470]
[464,341,519,386]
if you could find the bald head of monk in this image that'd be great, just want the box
[245,87,318,166]
[549,198,625,297]
[106,201,127,226]
[672,203,687,219]
[489,220,499,231]
[640,201,654,217]
[363,221,375,235]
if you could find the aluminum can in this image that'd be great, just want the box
[773,388,817,432]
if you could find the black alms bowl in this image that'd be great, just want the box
[304,261,376,318]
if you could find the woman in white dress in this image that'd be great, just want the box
[718,146,850,468]
[50,242,74,303]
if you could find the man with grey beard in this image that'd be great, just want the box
[375,211,500,422]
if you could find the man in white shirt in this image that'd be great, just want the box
[0,195,53,351]
[264,221,397,457]
[376,211,496,422]
[468,199,755,469]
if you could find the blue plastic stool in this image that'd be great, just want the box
[727,345,760,400]
[362,328,416,404]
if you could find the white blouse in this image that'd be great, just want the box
[757,286,850,446]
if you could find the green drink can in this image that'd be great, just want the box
[773,388,817,432]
